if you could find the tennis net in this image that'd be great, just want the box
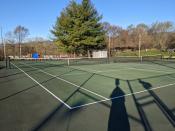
[110,54,162,63]
[9,57,109,66]
[9,54,165,67]
[142,54,163,62]
[110,56,141,63]
[0,57,10,69]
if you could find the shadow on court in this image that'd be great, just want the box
[0,75,60,102]
[32,78,131,131]
[2,62,175,131]
[31,74,95,131]
[108,79,130,131]
[0,66,5,70]
[0,61,64,79]
[151,61,175,70]
[32,90,85,131]
[0,68,37,78]
[139,79,175,127]
[126,78,175,131]
[127,80,153,131]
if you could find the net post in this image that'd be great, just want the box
[8,57,11,69]
[161,54,163,61]
[160,54,164,64]
[140,56,143,63]
[67,58,70,66]
[107,57,109,64]
[5,57,7,69]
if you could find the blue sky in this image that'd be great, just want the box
[0,0,175,39]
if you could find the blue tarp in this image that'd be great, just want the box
[32,53,39,59]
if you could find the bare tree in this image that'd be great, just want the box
[136,24,149,56]
[167,32,175,49]
[14,25,29,58]
[110,25,122,49]
[102,22,123,56]
[102,21,175,56]
[4,31,16,57]
[102,22,112,56]
[5,31,15,44]
[150,21,174,50]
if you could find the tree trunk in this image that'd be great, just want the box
[19,43,21,58]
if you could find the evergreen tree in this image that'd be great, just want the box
[51,0,105,55]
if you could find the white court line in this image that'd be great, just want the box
[20,62,175,109]
[75,66,172,74]
[14,62,175,110]
[127,67,171,73]
[70,67,102,73]
[20,62,108,100]
[71,82,175,109]
[63,72,89,76]
[11,62,72,109]
[166,76,175,80]
[99,68,168,73]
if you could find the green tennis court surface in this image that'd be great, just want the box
[0,58,175,131]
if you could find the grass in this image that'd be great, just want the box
[113,49,175,57]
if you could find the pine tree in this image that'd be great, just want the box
[51,0,105,55]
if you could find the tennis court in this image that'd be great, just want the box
[0,57,175,131]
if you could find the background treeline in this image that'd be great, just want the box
[0,21,175,58]
[0,38,58,58]
[103,21,175,55]
[0,26,59,58]
[50,0,175,57]
[1,0,175,58]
